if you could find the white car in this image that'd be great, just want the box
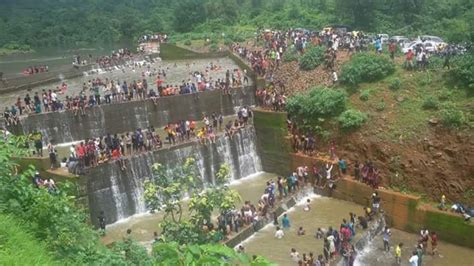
[377,34,389,43]
[419,35,445,45]
[389,36,410,45]
[402,41,437,53]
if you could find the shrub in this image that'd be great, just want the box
[448,53,474,90]
[338,109,368,130]
[209,43,218,52]
[283,49,299,62]
[439,104,465,128]
[286,87,347,123]
[388,78,401,90]
[299,46,325,70]
[437,88,453,101]
[359,90,370,101]
[340,53,395,86]
[184,39,192,46]
[375,100,386,111]
[422,96,440,110]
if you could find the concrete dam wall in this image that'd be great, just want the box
[10,87,256,144]
[86,127,262,226]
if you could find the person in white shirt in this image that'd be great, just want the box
[275,226,284,239]
[303,199,311,212]
[326,164,333,180]
[409,251,419,266]
[290,248,300,262]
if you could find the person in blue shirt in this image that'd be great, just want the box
[338,158,347,175]
[282,213,291,229]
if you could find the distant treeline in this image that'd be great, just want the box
[0,0,472,48]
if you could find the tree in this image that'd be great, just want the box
[144,159,241,245]
[0,136,125,264]
[144,158,202,222]
[173,0,206,32]
[152,241,275,265]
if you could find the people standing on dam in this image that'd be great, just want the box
[6,62,248,117]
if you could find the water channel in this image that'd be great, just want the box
[0,56,247,111]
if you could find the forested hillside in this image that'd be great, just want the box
[0,0,472,49]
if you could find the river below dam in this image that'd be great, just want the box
[102,172,473,266]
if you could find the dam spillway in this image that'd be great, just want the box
[9,87,255,144]
[86,126,262,225]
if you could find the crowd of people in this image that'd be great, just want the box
[4,62,250,119]
[62,108,251,174]
[22,65,49,76]
[31,171,58,194]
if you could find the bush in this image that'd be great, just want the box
[283,49,299,62]
[359,89,371,101]
[209,43,219,52]
[422,96,440,110]
[340,53,395,86]
[388,78,401,90]
[448,53,474,90]
[437,88,453,101]
[299,45,325,70]
[338,109,368,130]
[184,39,192,46]
[286,87,347,123]
[375,100,386,111]
[439,104,465,128]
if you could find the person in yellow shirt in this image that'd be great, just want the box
[395,242,403,265]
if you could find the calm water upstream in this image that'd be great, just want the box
[0,57,249,111]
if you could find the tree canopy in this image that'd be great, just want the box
[0,0,472,49]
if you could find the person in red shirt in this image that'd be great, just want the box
[431,231,438,256]
[388,41,397,60]
[76,142,86,168]
[405,49,414,70]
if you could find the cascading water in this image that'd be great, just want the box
[87,127,262,226]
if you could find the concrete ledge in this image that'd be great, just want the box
[224,196,298,248]
[10,87,256,144]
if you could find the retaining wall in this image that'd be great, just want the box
[291,153,474,249]
[253,110,292,176]
[0,65,93,93]
[10,87,256,144]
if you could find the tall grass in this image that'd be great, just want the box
[0,214,56,265]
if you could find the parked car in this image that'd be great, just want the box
[389,36,410,45]
[418,35,445,45]
[402,41,437,53]
[377,34,389,43]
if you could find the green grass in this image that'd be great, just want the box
[0,214,56,265]
[348,64,472,143]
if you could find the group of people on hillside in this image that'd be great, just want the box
[31,171,58,194]
[255,85,287,111]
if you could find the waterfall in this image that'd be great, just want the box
[87,126,262,225]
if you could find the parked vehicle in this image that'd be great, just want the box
[401,41,437,53]
[418,35,445,45]
[389,36,410,45]
[377,34,389,43]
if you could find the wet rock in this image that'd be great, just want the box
[395,95,405,102]
[428,118,439,125]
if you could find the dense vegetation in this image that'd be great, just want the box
[0,0,472,50]
[340,53,395,86]
[0,137,270,264]
[299,45,326,70]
